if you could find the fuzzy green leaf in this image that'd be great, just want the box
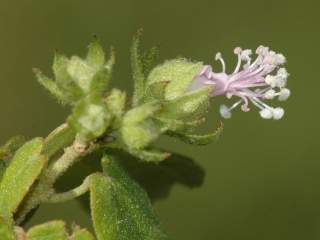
[121,120,162,150]
[68,95,111,140]
[131,30,146,106]
[0,218,14,240]
[85,41,115,96]
[158,86,212,121]
[121,102,162,150]
[123,102,160,125]
[0,161,5,181]
[42,124,76,157]
[90,155,169,240]
[0,138,46,221]
[71,228,95,240]
[142,46,160,77]
[67,56,96,93]
[87,39,105,69]
[105,88,126,127]
[145,81,169,101]
[155,117,205,132]
[168,122,223,145]
[53,52,84,103]
[147,59,203,100]
[0,135,26,162]
[34,68,68,104]
[26,220,67,240]
[128,148,171,163]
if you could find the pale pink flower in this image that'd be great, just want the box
[188,46,290,120]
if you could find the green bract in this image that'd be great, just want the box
[146,59,214,130]
[68,95,111,141]
[36,39,115,106]
[147,59,203,100]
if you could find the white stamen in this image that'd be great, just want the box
[278,88,290,101]
[233,47,242,74]
[264,89,276,99]
[219,105,232,119]
[259,108,273,119]
[272,107,285,120]
[215,52,226,73]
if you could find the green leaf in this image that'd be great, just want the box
[87,39,105,69]
[90,154,169,240]
[128,148,171,163]
[158,86,212,121]
[0,135,26,161]
[0,218,14,240]
[71,227,95,240]
[89,45,115,96]
[0,138,46,221]
[68,95,111,140]
[34,68,68,104]
[53,52,84,104]
[42,124,76,157]
[120,102,163,149]
[141,46,160,77]
[67,56,96,93]
[145,81,169,101]
[147,59,203,101]
[0,135,27,180]
[131,29,146,107]
[26,220,67,240]
[105,88,126,127]
[123,102,160,125]
[121,119,162,150]
[167,122,223,145]
[0,161,5,181]
[155,117,205,132]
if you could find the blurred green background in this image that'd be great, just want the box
[0,0,319,239]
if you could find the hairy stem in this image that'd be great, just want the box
[44,135,89,186]
[16,135,95,224]
[46,174,93,203]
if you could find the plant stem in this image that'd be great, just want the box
[44,135,89,186]
[16,135,94,224]
[46,174,93,203]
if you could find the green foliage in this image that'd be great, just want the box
[128,148,171,163]
[36,40,114,105]
[147,59,203,100]
[0,34,225,239]
[131,30,160,106]
[120,102,163,151]
[90,154,169,240]
[105,88,127,128]
[68,95,111,141]
[25,220,95,240]
[167,122,223,145]
[26,220,67,240]
[71,227,96,240]
[0,136,26,161]
[158,86,212,121]
[0,138,46,221]
[0,218,14,240]
[0,135,26,180]
[42,124,76,157]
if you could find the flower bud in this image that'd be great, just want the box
[146,59,213,130]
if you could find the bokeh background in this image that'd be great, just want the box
[0,0,319,239]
